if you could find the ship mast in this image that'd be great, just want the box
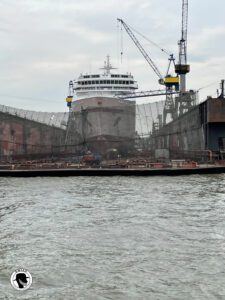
[100,55,116,75]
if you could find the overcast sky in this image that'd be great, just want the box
[0,0,224,112]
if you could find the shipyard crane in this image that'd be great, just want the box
[117,18,179,124]
[175,0,190,92]
[117,18,179,89]
[65,80,75,145]
[66,80,74,109]
[117,18,164,83]
[174,0,196,116]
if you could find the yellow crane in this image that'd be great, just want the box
[117,18,179,123]
[117,18,179,92]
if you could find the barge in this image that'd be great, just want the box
[0,166,225,177]
[0,159,225,177]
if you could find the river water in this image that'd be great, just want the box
[0,175,225,299]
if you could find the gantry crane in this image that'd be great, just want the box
[117,18,179,124]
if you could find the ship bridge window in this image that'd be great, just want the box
[84,80,134,85]
[83,75,90,78]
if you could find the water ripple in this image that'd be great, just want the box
[0,175,225,299]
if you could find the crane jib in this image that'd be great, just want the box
[117,18,163,80]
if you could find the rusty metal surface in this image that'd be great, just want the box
[208,98,225,122]
[0,112,65,156]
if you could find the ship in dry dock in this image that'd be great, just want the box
[65,56,138,155]
[0,0,225,172]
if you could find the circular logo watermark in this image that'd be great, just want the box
[10,268,32,291]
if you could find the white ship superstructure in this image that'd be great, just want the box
[73,55,138,99]
[67,56,138,155]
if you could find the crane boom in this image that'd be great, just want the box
[117,18,180,124]
[117,18,163,81]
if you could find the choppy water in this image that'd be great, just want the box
[0,175,225,299]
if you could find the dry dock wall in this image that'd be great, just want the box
[151,104,204,151]
[0,111,66,157]
[152,97,225,153]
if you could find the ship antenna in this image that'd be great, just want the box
[106,55,111,74]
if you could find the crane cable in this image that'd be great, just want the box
[127,23,172,57]
[197,81,218,92]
